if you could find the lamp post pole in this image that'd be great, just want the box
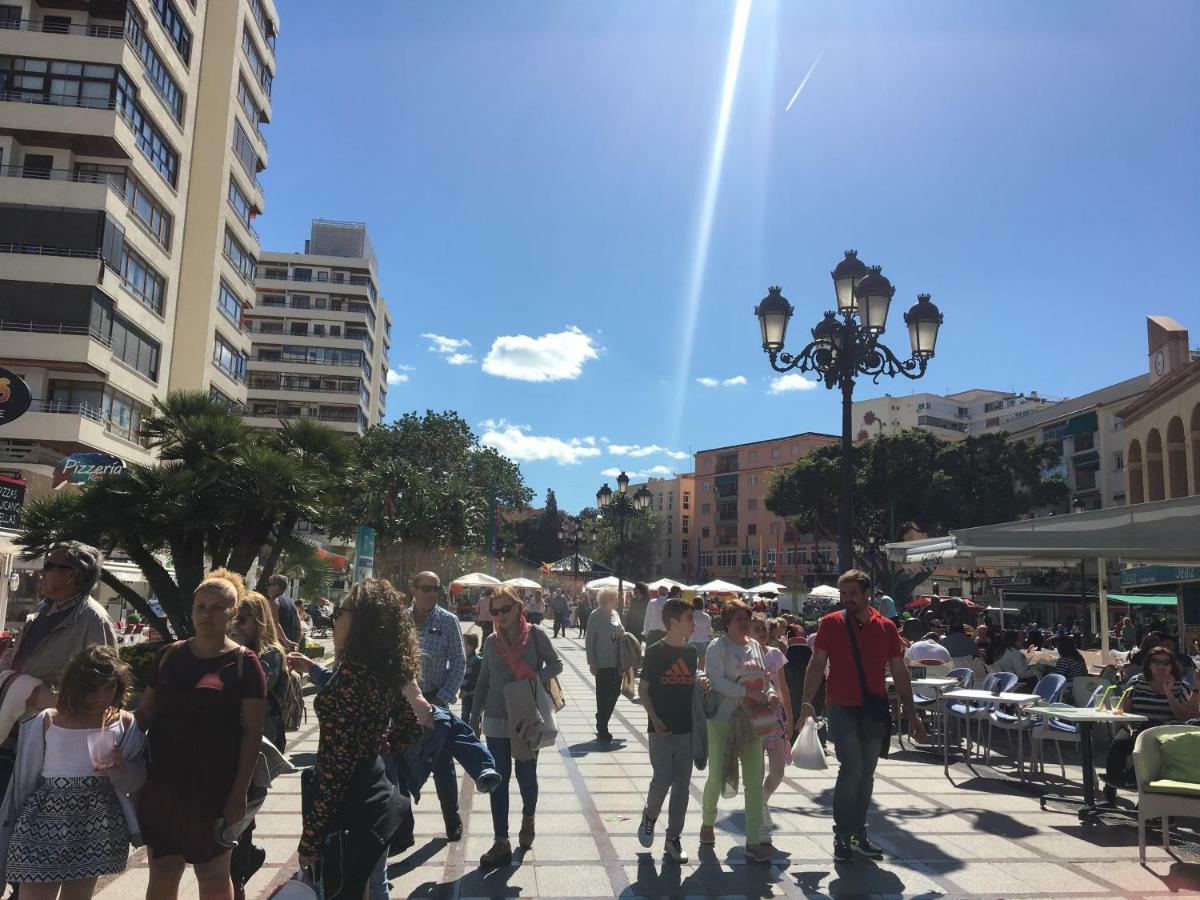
[754,251,945,573]
[597,472,652,606]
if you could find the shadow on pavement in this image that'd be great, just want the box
[387,837,447,876]
[566,738,627,757]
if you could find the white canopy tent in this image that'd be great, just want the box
[585,575,627,591]
[452,572,501,587]
[647,577,686,592]
[806,584,842,601]
[747,581,789,595]
[698,579,746,595]
[886,495,1200,651]
[502,577,542,589]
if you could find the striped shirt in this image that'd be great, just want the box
[1125,674,1191,724]
[1054,654,1088,688]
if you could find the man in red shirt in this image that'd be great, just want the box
[798,570,924,863]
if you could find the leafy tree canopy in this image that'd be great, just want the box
[766,429,1068,598]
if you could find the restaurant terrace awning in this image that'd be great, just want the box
[1105,593,1177,607]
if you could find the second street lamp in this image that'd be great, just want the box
[754,250,944,573]
[596,472,651,604]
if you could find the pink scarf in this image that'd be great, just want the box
[495,615,536,681]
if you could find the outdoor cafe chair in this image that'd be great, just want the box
[1030,685,1109,779]
[913,667,972,745]
[986,673,1066,773]
[1073,675,1109,706]
[946,671,1017,763]
[1133,724,1200,863]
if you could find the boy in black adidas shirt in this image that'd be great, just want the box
[637,598,697,863]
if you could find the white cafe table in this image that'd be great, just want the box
[941,689,1042,772]
[1022,706,1147,817]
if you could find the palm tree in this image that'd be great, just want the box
[17,392,349,638]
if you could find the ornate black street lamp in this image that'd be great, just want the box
[596,471,652,600]
[559,514,598,585]
[755,250,944,572]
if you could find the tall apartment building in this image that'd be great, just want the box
[692,433,839,587]
[244,220,391,435]
[851,388,1057,441]
[627,473,694,582]
[0,0,278,500]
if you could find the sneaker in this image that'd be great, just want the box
[664,837,688,864]
[745,842,773,863]
[833,836,853,862]
[699,824,716,845]
[851,833,884,860]
[637,810,655,848]
[476,769,503,793]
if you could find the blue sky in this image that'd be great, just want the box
[257,1,1200,513]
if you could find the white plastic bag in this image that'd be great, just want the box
[790,718,828,770]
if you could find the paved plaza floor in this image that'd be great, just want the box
[94,624,1200,898]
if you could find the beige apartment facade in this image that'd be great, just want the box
[851,388,1057,442]
[692,433,839,587]
[627,473,695,582]
[0,0,278,504]
[244,220,391,435]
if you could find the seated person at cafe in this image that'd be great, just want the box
[984,630,1034,687]
[1158,634,1197,689]
[904,634,952,665]
[1103,645,1197,803]
[1053,634,1089,693]
[939,622,976,659]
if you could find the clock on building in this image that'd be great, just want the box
[1154,349,1166,377]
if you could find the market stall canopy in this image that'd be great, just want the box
[698,579,746,595]
[452,572,501,587]
[544,554,610,575]
[1106,593,1177,607]
[502,577,542,589]
[585,575,628,590]
[646,578,686,592]
[887,495,1200,567]
[806,584,842,601]
[748,581,789,595]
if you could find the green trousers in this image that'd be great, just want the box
[701,719,764,844]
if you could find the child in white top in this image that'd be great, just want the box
[751,616,793,832]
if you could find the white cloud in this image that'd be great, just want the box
[606,443,691,461]
[600,464,675,480]
[479,420,602,466]
[600,467,624,478]
[769,373,819,394]
[697,375,747,387]
[386,368,409,385]
[422,333,476,365]
[482,326,599,382]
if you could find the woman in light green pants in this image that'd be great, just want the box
[699,599,778,863]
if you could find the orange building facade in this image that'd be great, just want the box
[691,432,840,587]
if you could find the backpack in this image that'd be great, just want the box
[281,667,306,732]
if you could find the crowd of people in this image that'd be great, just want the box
[1,543,1197,897]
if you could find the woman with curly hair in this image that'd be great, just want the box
[286,579,430,900]
[136,569,266,900]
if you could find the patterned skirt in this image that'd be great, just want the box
[7,775,130,883]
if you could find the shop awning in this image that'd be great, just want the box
[887,495,1200,566]
[1106,593,1177,607]
[1065,412,1098,436]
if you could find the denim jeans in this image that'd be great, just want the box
[485,735,539,839]
[826,704,886,837]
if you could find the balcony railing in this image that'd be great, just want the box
[0,18,123,38]
[0,164,126,195]
[248,380,364,396]
[0,90,116,110]
[26,399,105,422]
[0,320,110,345]
[0,242,104,260]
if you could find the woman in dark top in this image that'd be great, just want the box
[1053,634,1088,696]
[136,570,267,900]
[287,579,418,900]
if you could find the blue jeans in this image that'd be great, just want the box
[826,704,885,838]
[485,736,539,839]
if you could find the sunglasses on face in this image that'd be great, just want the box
[42,561,74,573]
[490,603,516,617]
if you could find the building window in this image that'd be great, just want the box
[0,56,116,109]
[237,77,262,130]
[771,447,781,459]
[247,0,278,51]
[1114,451,1124,471]
[292,268,312,282]
[150,0,192,65]
[110,314,160,380]
[124,7,184,122]
[232,119,261,179]
[242,28,272,96]
[213,332,247,382]
[682,492,690,509]
[114,72,179,186]
[716,549,738,568]
[100,384,153,445]
[223,228,257,282]
[747,523,757,535]
[118,246,165,315]
[681,515,689,534]
[681,540,689,558]
[227,177,254,226]
[123,173,171,247]
[700,550,713,568]
[748,474,757,486]
[217,280,243,328]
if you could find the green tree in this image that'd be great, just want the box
[16,392,350,638]
[588,505,659,582]
[322,411,532,584]
[524,489,562,565]
[766,429,1067,599]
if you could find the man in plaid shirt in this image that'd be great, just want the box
[411,570,468,840]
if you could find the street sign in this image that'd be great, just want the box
[0,474,25,529]
[354,525,376,583]
[1120,564,1200,589]
[0,368,32,426]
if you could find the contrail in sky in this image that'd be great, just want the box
[785,48,825,111]
[670,0,753,444]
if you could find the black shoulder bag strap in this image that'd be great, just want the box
[843,610,893,757]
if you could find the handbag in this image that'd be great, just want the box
[269,867,320,899]
[532,678,559,749]
[843,609,893,759]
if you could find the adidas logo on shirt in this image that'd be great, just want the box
[659,658,695,686]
